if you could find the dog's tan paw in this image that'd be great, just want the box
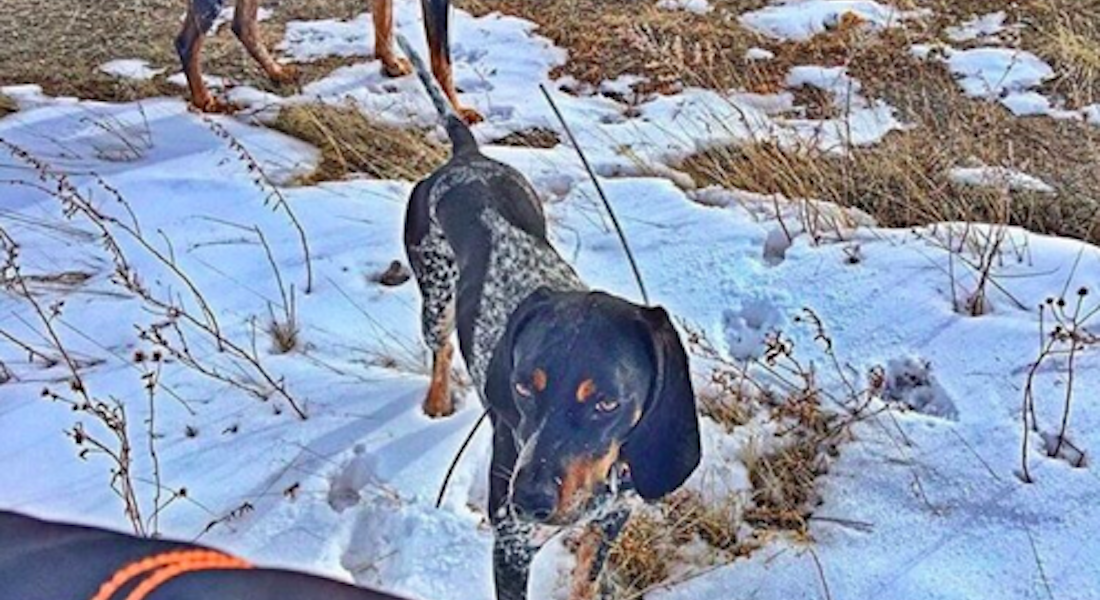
[422,392,456,419]
[269,64,300,85]
[456,105,484,124]
[381,56,413,78]
[190,94,238,114]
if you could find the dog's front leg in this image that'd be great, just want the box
[570,506,631,600]
[493,517,542,600]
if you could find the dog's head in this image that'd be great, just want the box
[486,290,700,525]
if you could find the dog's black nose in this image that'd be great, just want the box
[512,487,556,523]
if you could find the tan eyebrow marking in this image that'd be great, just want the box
[576,379,597,403]
[532,368,548,392]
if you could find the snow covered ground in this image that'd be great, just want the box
[2,2,1099,600]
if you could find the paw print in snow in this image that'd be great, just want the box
[723,296,785,361]
[328,444,382,513]
[883,357,958,420]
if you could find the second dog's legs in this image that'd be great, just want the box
[373,0,413,77]
[233,0,298,83]
[421,0,483,123]
[177,0,227,112]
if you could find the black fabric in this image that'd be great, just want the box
[0,511,410,600]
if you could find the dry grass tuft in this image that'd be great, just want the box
[266,297,301,355]
[697,368,755,431]
[1026,0,1100,108]
[744,436,827,533]
[459,0,773,94]
[607,491,750,598]
[492,128,562,148]
[682,25,1100,243]
[271,103,447,183]
[607,509,671,594]
[0,94,15,118]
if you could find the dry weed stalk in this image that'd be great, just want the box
[0,229,165,535]
[1,139,308,419]
[204,117,314,294]
[1020,284,1096,482]
[608,312,886,598]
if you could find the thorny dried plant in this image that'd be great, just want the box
[1,138,309,419]
[607,310,886,599]
[0,228,168,535]
[1020,283,1097,482]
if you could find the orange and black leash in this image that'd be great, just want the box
[90,549,252,600]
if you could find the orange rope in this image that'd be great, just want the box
[91,549,252,600]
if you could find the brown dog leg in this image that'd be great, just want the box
[233,0,298,83]
[373,0,412,77]
[423,341,455,418]
[421,0,482,123]
[176,4,229,112]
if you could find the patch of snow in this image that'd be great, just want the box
[0,84,59,111]
[745,47,776,61]
[207,6,273,32]
[944,47,1054,100]
[783,65,911,148]
[598,74,648,97]
[99,59,165,81]
[950,165,1056,194]
[945,11,1008,43]
[740,0,928,41]
[913,43,1100,125]
[657,0,711,15]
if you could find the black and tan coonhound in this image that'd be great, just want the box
[399,39,702,600]
[0,510,410,600]
[177,0,481,121]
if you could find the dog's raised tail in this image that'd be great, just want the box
[395,33,477,155]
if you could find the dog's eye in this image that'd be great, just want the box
[514,382,533,398]
[594,398,620,413]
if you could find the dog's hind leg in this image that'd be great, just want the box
[232,0,297,83]
[373,0,412,77]
[177,0,228,112]
[405,181,458,418]
[420,0,482,123]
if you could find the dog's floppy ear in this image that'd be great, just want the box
[622,306,700,500]
[484,287,556,428]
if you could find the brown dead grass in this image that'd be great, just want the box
[0,94,15,118]
[455,0,1100,242]
[458,0,776,94]
[682,22,1100,244]
[607,491,752,598]
[0,0,365,102]
[271,102,446,183]
[926,0,1100,109]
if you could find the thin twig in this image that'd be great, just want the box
[539,84,649,306]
